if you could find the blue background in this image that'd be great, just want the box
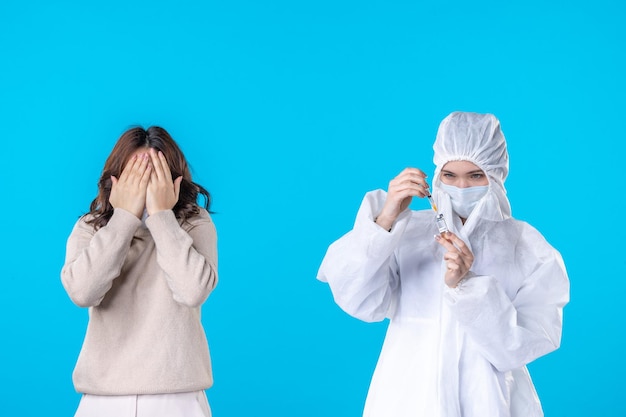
[1,0,624,416]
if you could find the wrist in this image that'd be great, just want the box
[146,207,170,216]
[114,206,143,219]
[446,271,475,289]
[374,213,395,232]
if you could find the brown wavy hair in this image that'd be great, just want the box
[85,126,211,230]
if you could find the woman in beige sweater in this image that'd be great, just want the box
[61,126,218,417]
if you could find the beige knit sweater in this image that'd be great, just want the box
[61,207,218,395]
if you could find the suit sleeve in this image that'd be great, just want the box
[444,224,570,372]
[317,190,410,322]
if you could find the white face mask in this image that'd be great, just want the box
[439,183,489,219]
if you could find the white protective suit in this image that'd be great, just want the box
[317,112,570,417]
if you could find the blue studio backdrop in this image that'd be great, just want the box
[1,1,624,416]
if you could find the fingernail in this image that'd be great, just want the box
[434,234,441,240]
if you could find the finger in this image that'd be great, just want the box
[391,183,427,197]
[435,234,458,251]
[445,253,467,273]
[139,160,152,186]
[399,167,428,178]
[390,181,430,198]
[391,176,429,189]
[445,232,473,257]
[392,177,431,196]
[173,176,182,202]
[157,151,173,182]
[446,261,460,273]
[119,154,139,181]
[148,167,158,187]
[442,233,474,271]
[126,153,149,185]
[389,189,423,207]
[393,171,429,186]
[443,252,461,263]
[149,148,166,181]
[137,152,151,171]
[440,231,460,247]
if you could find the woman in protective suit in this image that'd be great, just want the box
[317,111,569,417]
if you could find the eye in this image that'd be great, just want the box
[442,172,455,178]
[470,173,485,179]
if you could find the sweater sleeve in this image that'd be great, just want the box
[316,190,410,322]
[61,209,142,307]
[145,209,218,307]
[444,224,570,372]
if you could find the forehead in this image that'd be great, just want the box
[441,160,483,173]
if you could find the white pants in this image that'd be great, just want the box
[74,391,211,417]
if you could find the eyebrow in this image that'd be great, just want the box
[441,169,484,175]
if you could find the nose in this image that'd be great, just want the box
[457,179,471,188]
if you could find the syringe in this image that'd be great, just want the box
[426,194,438,212]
